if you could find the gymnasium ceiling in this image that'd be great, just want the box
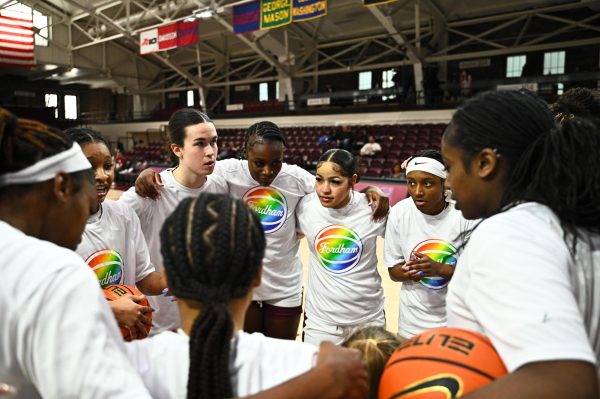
[7,0,600,94]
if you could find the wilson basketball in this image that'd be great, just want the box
[379,327,507,399]
[103,284,152,341]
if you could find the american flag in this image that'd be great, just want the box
[0,15,35,68]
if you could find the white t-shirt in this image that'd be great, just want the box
[75,200,155,289]
[119,169,228,334]
[126,329,317,398]
[384,199,471,338]
[447,202,598,373]
[296,191,386,326]
[213,159,315,302]
[0,221,151,399]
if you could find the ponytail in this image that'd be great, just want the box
[160,193,265,399]
[505,118,600,239]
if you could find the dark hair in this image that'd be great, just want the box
[64,127,111,154]
[0,107,92,193]
[406,149,443,165]
[317,149,359,181]
[243,121,286,158]
[445,90,600,243]
[160,193,266,399]
[551,87,600,123]
[168,108,213,165]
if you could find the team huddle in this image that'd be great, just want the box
[1,88,599,399]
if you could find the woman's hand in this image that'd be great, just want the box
[315,341,369,399]
[0,383,16,396]
[108,295,153,338]
[403,252,453,279]
[362,186,390,222]
[135,169,163,200]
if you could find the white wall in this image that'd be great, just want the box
[89,109,454,143]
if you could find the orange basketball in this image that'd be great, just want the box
[103,284,152,341]
[379,327,507,399]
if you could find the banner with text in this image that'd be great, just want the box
[261,0,292,30]
[140,28,158,54]
[140,20,198,54]
[234,0,261,34]
[292,0,326,22]
[158,24,177,51]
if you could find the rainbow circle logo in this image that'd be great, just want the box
[243,186,288,234]
[411,239,457,290]
[85,248,124,288]
[314,224,363,274]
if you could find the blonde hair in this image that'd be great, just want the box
[341,326,402,399]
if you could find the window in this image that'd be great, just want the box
[186,90,194,106]
[557,82,564,96]
[33,11,49,46]
[506,55,526,78]
[64,95,78,120]
[275,81,279,100]
[0,2,50,46]
[543,51,565,75]
[45,93,58,118]
[259,82,268,102]
[359,71,372,90]
[382,68,396,100]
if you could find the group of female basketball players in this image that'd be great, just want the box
[1,87,599,398]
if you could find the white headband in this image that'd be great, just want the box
[405,156,447,179]
[0,142,92,188]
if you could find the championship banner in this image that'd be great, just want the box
[140,28,158,54]
[177,20,198,47]
[292,0,326,22]
[0,15,35,68]
[158,24,177,51]
[140,23,181,54]
[261,0,292,30]
[234,0,260,34]
[363,0,397,6]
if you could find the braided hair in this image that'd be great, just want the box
[551,87,600,123]
[0,107,93,193]
[160,193,266,399]
[242,121,286,159]
[444,90,600,246]
[64,127,111,155]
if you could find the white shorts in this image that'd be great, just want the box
[303,310,386,346]
[254,289,303,308]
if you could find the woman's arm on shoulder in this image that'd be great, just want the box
[360,186,389,222]
[239,342,369,399]
[134,169,163,200]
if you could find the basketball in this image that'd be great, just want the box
[103,284,152,341]
[379,327,507,399]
